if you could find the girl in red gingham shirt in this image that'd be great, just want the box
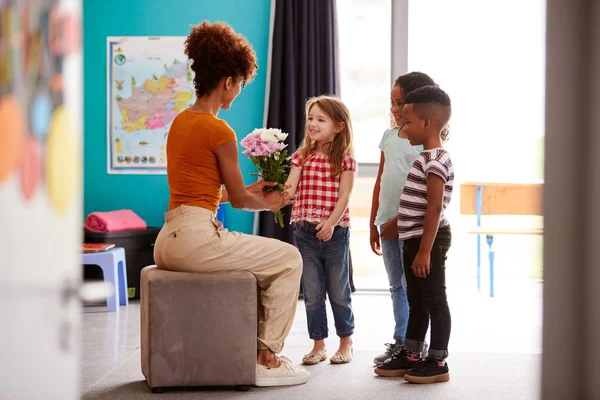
[286,95,357,366]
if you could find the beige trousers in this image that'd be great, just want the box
[153,205,303,354]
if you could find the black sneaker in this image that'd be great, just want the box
[373,341,403,365]
[404,357,450,384]
[373,340,429,366]
[374,349,422,377]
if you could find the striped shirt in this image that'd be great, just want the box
[397,148,454,240]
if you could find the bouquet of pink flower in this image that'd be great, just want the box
[240,128,290,227]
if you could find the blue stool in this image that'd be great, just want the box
[216,206,226,228]
[82,247,128,312]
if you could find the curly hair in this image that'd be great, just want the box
[441,125,451,141]
[390,71,436,128]
[394,72,436,98]
[404,85,452,141]
[184,21,258,98]
[295,95,354,177]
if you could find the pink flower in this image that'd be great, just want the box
[240,136,256,152]
[266,141,286,154]
[240,130,288,158]
[253,144,269,157]
[238,128,291,228]
[276,142,288,151]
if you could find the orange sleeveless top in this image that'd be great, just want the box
[166,110,236,212]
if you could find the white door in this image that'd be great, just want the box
[0,0,83,398]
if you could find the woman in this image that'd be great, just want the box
[153,21,309,387]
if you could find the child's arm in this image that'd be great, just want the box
[412,174,445,278]
[316,170,355,241]
[369,152,385,255]
[285,166,301,199]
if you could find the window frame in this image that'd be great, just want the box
[356,0,409,176]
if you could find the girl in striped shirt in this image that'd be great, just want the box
[374,85,454,384]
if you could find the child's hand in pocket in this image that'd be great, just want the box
[316,221,335,241]
[380,216,399,241]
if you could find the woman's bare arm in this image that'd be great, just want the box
[217,142,291,211]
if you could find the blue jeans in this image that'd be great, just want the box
[380,226,409,342]
[295,221,355,340]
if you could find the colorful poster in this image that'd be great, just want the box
[106,36,195,174]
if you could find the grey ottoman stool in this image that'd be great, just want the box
[140,265,257,393]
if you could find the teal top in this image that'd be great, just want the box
[374,127,423,226]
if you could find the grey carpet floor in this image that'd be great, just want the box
[82,350,540,400]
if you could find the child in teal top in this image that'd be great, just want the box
[369,72,435,365]
[375,127,422,227]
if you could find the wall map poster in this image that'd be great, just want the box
[106,36,195,174]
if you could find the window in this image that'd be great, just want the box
[337,0,392,165]
[337,0,546,289]
[337,0,393,289]
[407,0,546,184]
[407,0,546,282]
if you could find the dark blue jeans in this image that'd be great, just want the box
[403,225,452,360]
[295,221,355,340]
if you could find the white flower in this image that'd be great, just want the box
[256,128,288,143]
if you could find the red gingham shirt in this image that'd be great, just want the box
[290,152,357,227]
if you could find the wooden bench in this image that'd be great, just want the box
[460,182,543,297]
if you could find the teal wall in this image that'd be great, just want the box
[83,0,270,232]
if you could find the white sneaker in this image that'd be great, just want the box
[255,356,310,387]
